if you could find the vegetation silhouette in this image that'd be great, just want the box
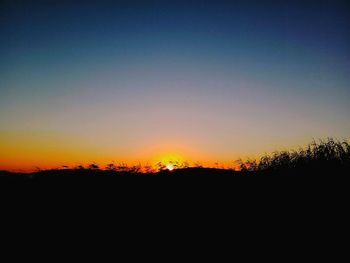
[238,138,349,177]
[0,138,349,181]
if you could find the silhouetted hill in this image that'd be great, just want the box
[0,165,348,182]
[0,167,238,181]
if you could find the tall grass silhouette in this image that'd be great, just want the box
[238,138,349,176]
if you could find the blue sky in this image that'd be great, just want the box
[1,0,349,170]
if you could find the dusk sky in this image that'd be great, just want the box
[1,0,349,171]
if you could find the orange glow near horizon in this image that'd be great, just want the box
[0,155,239,173]
[0,132,266,172]
[0,135,239,172]
[1,131,344,173]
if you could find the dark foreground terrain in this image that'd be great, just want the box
[0,165,348,181]
[1,162,348,209]
[0,166,348,201]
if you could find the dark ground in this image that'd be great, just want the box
[0,166,347,217]
[0,166,348,182]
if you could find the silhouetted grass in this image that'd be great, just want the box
[238,138,349,176]
[0,139,349,180]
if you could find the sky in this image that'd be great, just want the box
[1,0,349,171]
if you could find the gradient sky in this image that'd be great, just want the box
[1,0,350,171]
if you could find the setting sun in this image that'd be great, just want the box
[166,163,174,171]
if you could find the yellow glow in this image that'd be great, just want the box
[158,153,184,164]
[166,163,174,171]
[0,132,255,172]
